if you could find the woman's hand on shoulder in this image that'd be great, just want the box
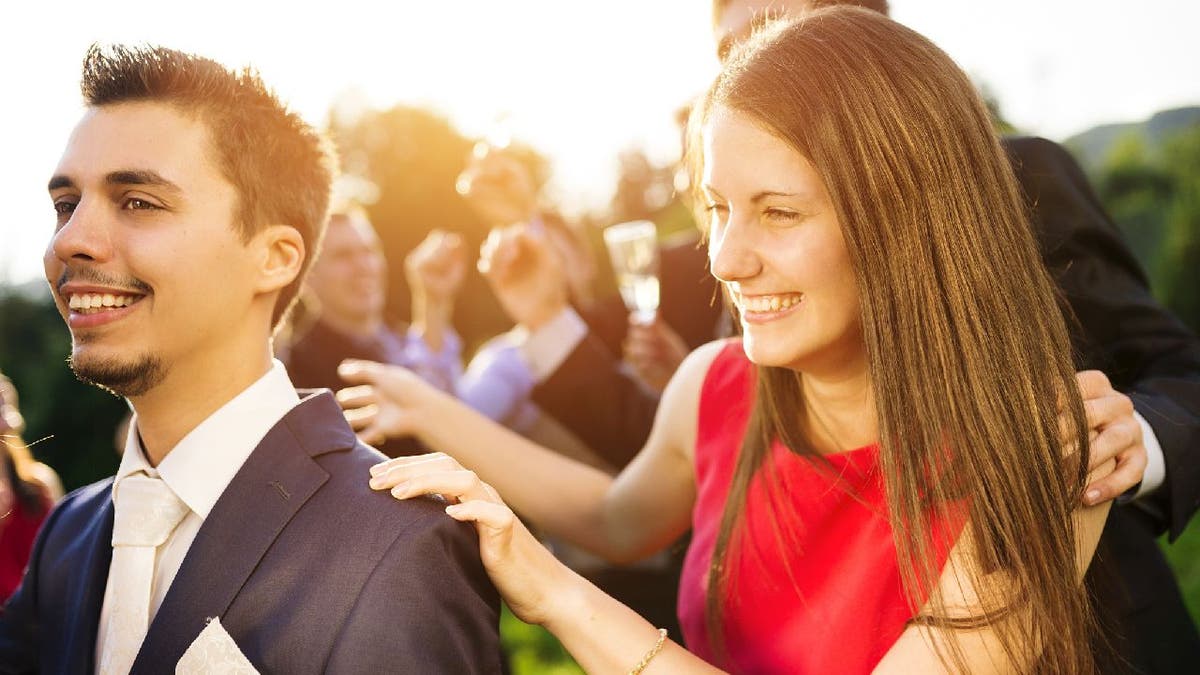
[369,452,578,626]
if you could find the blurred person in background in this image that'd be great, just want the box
[0,371,63,501]
[455,146,721,469]
[285,204,465,396]
[1,371,60,603]
[352,9,1132,671]
[284,205,470,458]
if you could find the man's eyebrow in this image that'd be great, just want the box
[106,170,183,193]
[47,175,75,192]
[48,170,184,194]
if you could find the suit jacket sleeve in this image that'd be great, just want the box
[1008,136,1200,539]
[530,239,720,470]
[324,509,502,674]
[531,332,660,469]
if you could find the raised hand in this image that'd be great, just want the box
[478,224,570,331]
[457,145,538,229]
[406,229,467,307]
[406,230,467,352]
[336,360,444,446]
[623,316,691,394]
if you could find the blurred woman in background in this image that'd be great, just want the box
[1,371,60,603]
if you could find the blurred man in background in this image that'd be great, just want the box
[286,205,465,397]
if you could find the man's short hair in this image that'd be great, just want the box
[80,43,338,328]
[711,0,890,28]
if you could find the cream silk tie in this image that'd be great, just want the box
[98,473,190,675]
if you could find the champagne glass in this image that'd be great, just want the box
[603,220,660,325]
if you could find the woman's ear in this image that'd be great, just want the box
[255,224,306,294]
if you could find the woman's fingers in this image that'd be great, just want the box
[369,453,489,502]
[445,499,516,539]
[343,403,379,430]
[336,384,377,411]
[370,452,458,479]
[383,469,493,504]
[336,359,382,386]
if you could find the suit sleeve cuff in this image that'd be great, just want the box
[515,307,588,382]
[1131,410,1166,500]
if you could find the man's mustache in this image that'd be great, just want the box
[55,267,153,296]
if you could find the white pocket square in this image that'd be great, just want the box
[176,617,260,674]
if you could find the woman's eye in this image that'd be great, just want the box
[765,208,801,223]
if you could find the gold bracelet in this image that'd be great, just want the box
[628,627,669,675]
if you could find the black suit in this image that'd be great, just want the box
[533,136,1200,673]
[0,392,502,674]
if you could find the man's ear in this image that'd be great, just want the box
[254,225,306,294]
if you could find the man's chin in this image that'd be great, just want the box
[69,352,165,398]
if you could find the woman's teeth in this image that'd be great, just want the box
[739,294,801,313]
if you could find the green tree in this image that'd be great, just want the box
[1096,133,1174,280]
[1158,125,1200,333]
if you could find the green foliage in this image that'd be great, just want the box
[501,606,584,674]
[1096,134,1173,281]
[1158,126,1200,333]
[1095,124,1200,332]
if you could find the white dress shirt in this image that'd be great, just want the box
[95,360,300,671]
[514,306,589,382]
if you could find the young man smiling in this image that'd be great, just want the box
[0,44,500,674]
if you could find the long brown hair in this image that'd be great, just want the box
[687,8,1094,672]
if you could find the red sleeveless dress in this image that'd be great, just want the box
[677,341,957,674]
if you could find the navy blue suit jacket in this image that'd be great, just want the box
[0,391,502,674]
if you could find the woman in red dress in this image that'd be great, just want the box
[352,9,1114,674]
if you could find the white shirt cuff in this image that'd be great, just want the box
[515,307,589,382]
[1133,410,1166,500]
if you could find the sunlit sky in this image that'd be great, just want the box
[2,0,1197,285]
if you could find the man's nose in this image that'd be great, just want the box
[48,197,113,266]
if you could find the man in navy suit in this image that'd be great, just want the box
[0,43,501,674]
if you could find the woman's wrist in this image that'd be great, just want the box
[537,564,592,631]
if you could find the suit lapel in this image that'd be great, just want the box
[64,485,115,675]
[129,392,355,673]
